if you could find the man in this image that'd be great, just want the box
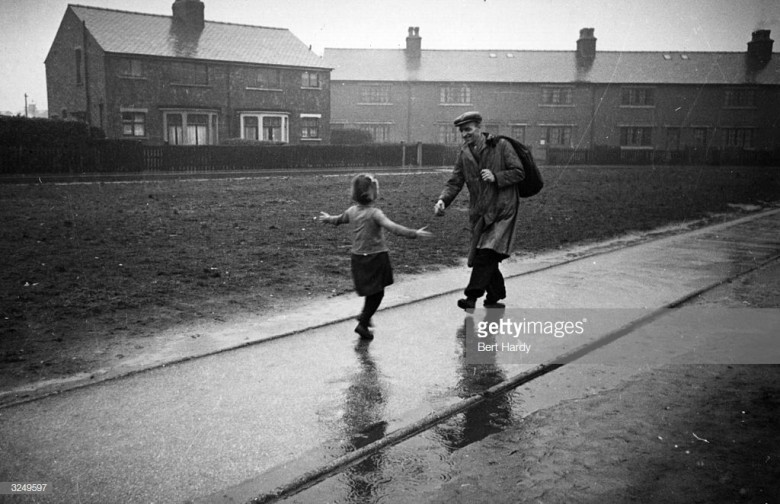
[434,111,525,311]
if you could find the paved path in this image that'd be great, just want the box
[1,209,778,504]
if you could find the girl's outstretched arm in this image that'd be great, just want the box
[374,210,433,238]
[318,211,347,225]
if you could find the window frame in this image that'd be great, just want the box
[74,48,83,85]
[170,62,209,86]
[543,125,574,147]
[117,58,144,79]
[723,88,756,109]
[249,67,282,91]
[359,85,392,105]
[438,123,460,144]
[722,127,755,149]
[162,110,219,145]
[356,122,392,143]
[620,86,656,107]
[439,84,472,106]
[239,112,290,143]
[540,86,574,106]
[620,126,654,148]
[120,109,147,138]
[301,71,321,89]
[510,124,527,144]
[300,113,322,141]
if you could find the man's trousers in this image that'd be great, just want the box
[464,248,507,301]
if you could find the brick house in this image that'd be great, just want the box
[45,1,331,145]
[325,28,779,159]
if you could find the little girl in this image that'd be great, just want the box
[319,173,432,339]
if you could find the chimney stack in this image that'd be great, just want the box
[406,26,421,60]
[748,29,773,65]
[577,28,597,60]
[172,0,205,31]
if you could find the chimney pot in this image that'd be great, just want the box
[406,26,421,61]
[748,29,773,65]
[577,27,597,60]
[172,0,205,31]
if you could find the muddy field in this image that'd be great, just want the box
[1,165,779,391]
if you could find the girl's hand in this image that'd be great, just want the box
[318,211,332,223]
[415,225,433,238]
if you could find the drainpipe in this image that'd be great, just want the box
[226,63,232,140]
[406,82,412,144]
[82,20,92,127]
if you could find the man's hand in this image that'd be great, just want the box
[433,200,446,216]
[481,169,496,183]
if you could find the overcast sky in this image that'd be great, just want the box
[1,0,778,114]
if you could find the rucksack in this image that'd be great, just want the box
[490,135,544,198]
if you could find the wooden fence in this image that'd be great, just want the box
[1,141,777,175]
[546,146,780,166]
[0,142,460,175]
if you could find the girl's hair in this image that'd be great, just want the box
[351,173,379,204]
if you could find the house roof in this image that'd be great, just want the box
[64,4,329,69]
[324,48,780,86]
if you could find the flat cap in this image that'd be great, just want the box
[453,111,482,127]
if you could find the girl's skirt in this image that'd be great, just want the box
[351,251,394,296]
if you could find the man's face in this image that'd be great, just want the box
[459,122,482,146]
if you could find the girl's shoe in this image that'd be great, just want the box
[355,323,374,340]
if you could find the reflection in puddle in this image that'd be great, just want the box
[290,314,521,504]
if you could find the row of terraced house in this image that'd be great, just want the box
[46,0,780,161]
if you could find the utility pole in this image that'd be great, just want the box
[24,93,28,117]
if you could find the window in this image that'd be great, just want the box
[357,123,391,143]
[438,124,460,144]
[75,48,83,85]
[240,113,289,142]
[621,87,655,106]
[118,58,144,78]
[620,126,653,147]
[541,87,573,106]
[360,85,391,104]
[440,85,471,105]
[510,125,526,143]
[301,115,321,140]
[243,117,259,140]
[724,88,755,108]
[254,68,281,89]
[164,111,218,145]
[187,114,210,145]
[301,71,320,88]
[170,62,208,85]
[121,111,146,137]
[723,128,754,148]
[545,126,573,147]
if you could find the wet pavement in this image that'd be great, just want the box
[1,209,779,504]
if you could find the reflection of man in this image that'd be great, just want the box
[438,314,510,451]
[434,111,525,311]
